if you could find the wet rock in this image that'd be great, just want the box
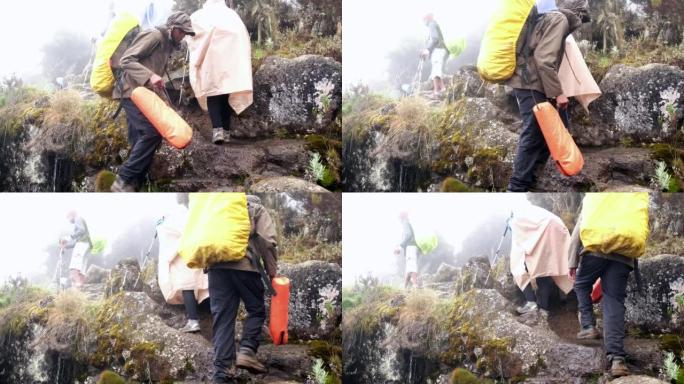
[609,376,669,384]
[85,264,110,284]
[431,263,459,283]
[453,257,494,295]
[233,55,342,138]
[491,255,525,304]
[278,261,341,340]
[106,258,143,295]
[250,177,329,193]
[625,254,684,334]
[577,64,684,146]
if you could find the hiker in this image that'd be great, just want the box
[509,203,573,323]
[187,0,253,144]
[157,193,209,333]
[568,193,649,378]
[506,0,592,192]
[110,12,196,192]
[208,195,278,382]
[394,211,421,289]
[61,210,92,289]
[420,13,448,98]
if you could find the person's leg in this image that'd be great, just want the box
[182,290,199,320]
[118,99,163,187]
[218,94,233,133]
[209,269,240,382]
[234,270,268,374]
[574,255,606,331]
[523,283,537,303]
[536,276,555,311]
[206,95,225,129]
[601,260,632,360]
[508,89,551,192]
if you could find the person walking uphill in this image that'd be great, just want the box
[187,0,253,145]
[111,12,195,192]
[506,0,591,192]
[209,195,278,382]
[395,212,421,289]
[420,13,448,99]
[568,193,650,378]
[61,210,92,288]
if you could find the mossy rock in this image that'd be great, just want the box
[97,370,126,384]
[440,177,470,192]
[450,368,479,384]
[95,170,116,192]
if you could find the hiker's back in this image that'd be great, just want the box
[579,193,650,258]
[506,12,569,94]
[114,27,172,99]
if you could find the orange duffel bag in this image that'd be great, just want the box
[131,87,193,149]
[269,276,290,345]
[533,101,584,176]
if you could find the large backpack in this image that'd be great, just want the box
[580,193,650,258]
[90,12,141,98]
[477,0,537,82]
[179,193,252,269]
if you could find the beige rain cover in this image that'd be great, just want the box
[187,0,253,114]
[510,205,573,294]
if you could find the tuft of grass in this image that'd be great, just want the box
[382,96,439,166]
[38,289,98,359]
[279,233,341,265]
[341,92,393,144]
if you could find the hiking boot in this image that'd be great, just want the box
[224,131,231,143]
[179,319,200,333]
[610,357,630,377]
[516,301,538,315]
[576,326,601,339]
[110,176,137,192]
[212,128,225,144]
[236,347,267,374]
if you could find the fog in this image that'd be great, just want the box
[0,193,178,282]
[342,193,530,287]
[0,0,174,81]
[342,0,497,93]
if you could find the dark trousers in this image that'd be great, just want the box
[508,89,569,192]
[207,94,234,131]
[522,276,555,310]
[182,290,199,321]
[208,269,265,381]
[574,254,632,359]
[119,98,163,186]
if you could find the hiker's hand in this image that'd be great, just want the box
[420,49,430,59]
[149,74,164,90]
[557,94,569,109]
[568,267,577,281]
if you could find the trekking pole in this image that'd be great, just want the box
[484,212,514,286]
[410,58,425,97]
[141,217,164,270]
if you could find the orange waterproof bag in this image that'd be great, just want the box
[269,277,290,345]
[131,87,193,149]
[533,102,584,176]
[591,279,602,303]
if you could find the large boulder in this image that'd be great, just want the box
[278,261,342,340]
[625,254,684,334]
[233,55,342,138]
[105,258,143,296]
[576,64,684,146]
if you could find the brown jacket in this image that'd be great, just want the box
[211,200,279,277]
[113,26,176,99]
[507,9,581,98]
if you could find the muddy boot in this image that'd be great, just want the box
[213,128,225,144]
[236,347,267,374]
[610,357,630,377]
[516,301,538,315]
[179,319,200,333]
[577,325,601,339]
[110,176,137,192]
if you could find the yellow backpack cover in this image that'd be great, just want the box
[579,193,650,258]
[90,13,140,97]
[179,193,252,269]
[477,0,535,82]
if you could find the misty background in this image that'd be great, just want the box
[0,193,178,282]
[342,0,497,96]
[342,193,533,287]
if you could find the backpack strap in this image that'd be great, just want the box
[248,233,277,296]
[520,6,541,87]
